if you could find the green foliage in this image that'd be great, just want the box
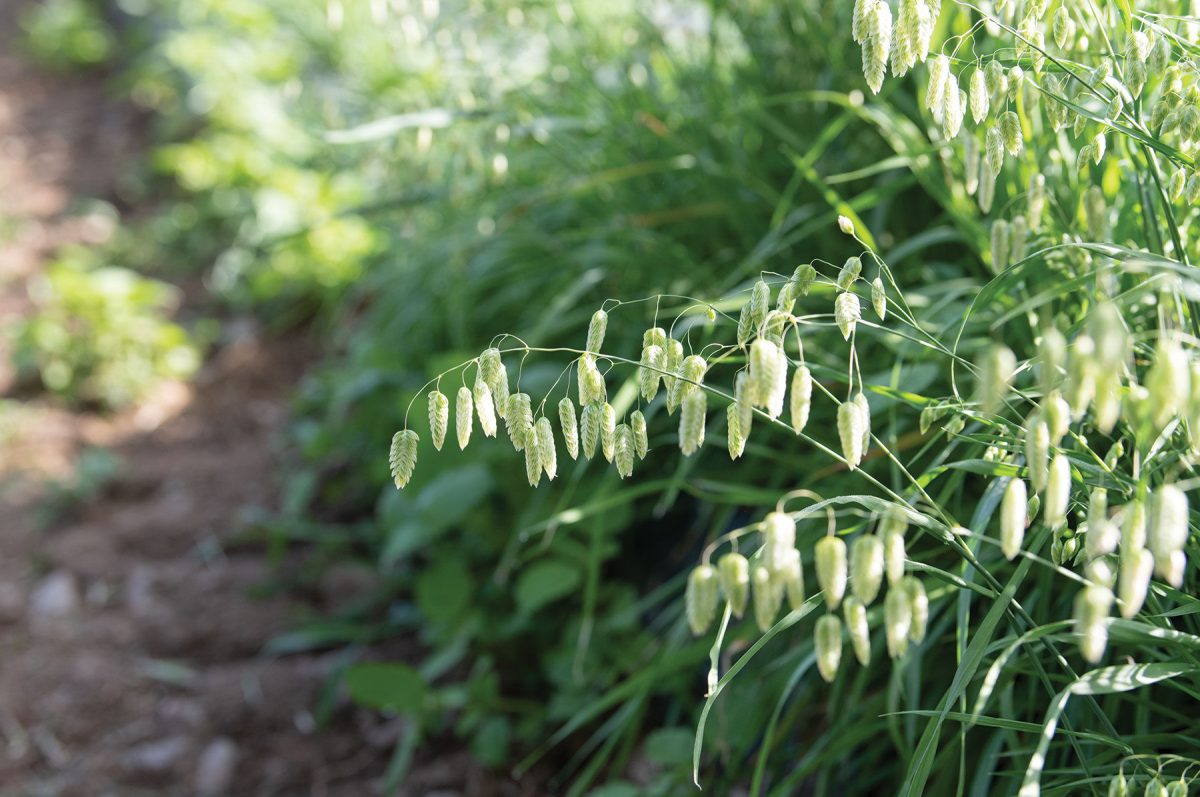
[37,0,1200,794]
[22,0,114,69]
[13,249,200,407]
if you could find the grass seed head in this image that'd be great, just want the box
[456,387,473,450]
[586,309,607,353]
[903,576,928,642]
[474,377,498,438]
[614,422,634,478]
[536,416,557,479]
[815,535,848,609]
[679,390,707,456]
[752,564,783,632]
[790,365,813,434]
[718,552,750,617]
[838,399,866,468]
[428,390,449,451]
[835,292,861,341]
[884,586,912,658]
[686,565,719,635]
[630,409,648,459]
[843,596,871,665]
[389,429,419,489]
[850,534,885,605]
[815,613,843,682]
[600,402,617,462]
[558,397,579,459]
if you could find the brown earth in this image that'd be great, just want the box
[0,3,541,796]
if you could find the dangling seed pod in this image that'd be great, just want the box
[852,0,870,43]
[835,292,861,341]
[815,613,843,682]
[902,576,928,643]
[985,124,1005,176]
[1146,779,1168,797]
[964,132,980,195]
[506,393,533,453]
[389,429,419,489]
[794,263,818,295]
[1166,778,1188,797]
[482,349,510,419]
[663,339,684,412]
[990,219,1011,273]
[871,277,887,320]
[778,548,806,610]
[1074,583,1113,663]
[643,327,667,351]
[837,257,863,291]
[762,511,797,573]
[1148,484,1189,586]
[1001,477,1028,560]
[580,401,600,460]
[727,402,746,460]
[838,400,866,469]
[1065,335,1097,418]
[630,410,648,460]
[999,110,1022,156]
[850,534,885,605]
[428,390,449,451]
[717,553,750,618]
[862,1,891,94]
[599,402,617,462]
[883,529,906,584]
[586,309,607,353]
[1042,391,1071,445]
[578,355,607,407]
[750,338,783,409]
[680,390,707,456]
[1107,773,1127,797]
[969,67,989,123]
[1085,489,1111,556]
[739,280,771,345]
[926,54,950,112]
[524,426,543,487]
[790,366,812,434]
[639,344,664,402]
[1146,335,1191,429]
[1053,6,1072,49]
[815,536,848,609]
[456,387,474,450]
[614,422,633,479]
[1118,546,1154,618]
[686,565,719,635]
[977,161,996,213]
[1025,416,1051,493]
[536,416,557,480]
[978,343,1016,415]
[474,377,498,438]
[884,586,912,658]
[753,565,783,632]
[854,392,872,455]
[558,398,579,460]
[1044,454,1072,529]
[671,355,708,410]
[1028,173,1046,229]
[843,596,871,666]
[1010,215,1028,263]
[942,75,964,139]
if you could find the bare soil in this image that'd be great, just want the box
[0,4,542,796]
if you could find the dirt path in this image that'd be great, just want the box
[0,4,429,795]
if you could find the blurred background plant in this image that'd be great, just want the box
[9,0,1200,794]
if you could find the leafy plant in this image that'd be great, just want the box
[12,249,200,408]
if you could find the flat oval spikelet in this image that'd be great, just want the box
[580,401,600,460]
[600,403,617,463]
[428,390,449,451]
[473,377,498,437]
[614,423,634,478]
[815,614,843,682]
[718,553,750,617]
[790,366,812,433]
[456,387,473,450]
[835,293,861,341]
[558,398,579,460]
[838,400,865,469]
[850,534,884,605]
[843,596,870,666]
[389,429,419,489]
[815,536,848,609]
[536,416,557,480]
[686,565,719,635]
[630,410,648,460]
[680,390,707,456]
